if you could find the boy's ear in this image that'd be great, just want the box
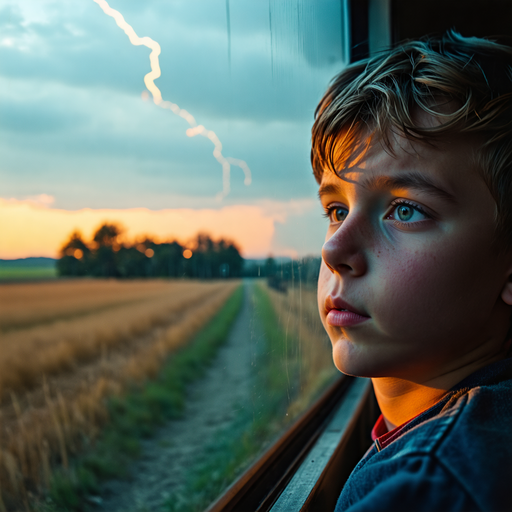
[502,270,512,306]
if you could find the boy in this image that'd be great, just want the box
[312,31,512,511]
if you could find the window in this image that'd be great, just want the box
[0,1,351,511]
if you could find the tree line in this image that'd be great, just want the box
[57,221,322,286]
[251,255,322,291]
[57,223,244,279]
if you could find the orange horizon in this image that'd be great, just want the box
[0,197,306,260]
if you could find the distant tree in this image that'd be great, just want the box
[89,222,123,277]
[117,246,147,277]
[195,233,215,253]
[152,241,184,277]
[193,233,214,278]
[242,261,262,277]
[57,231,90,276]
[300,256,322,288]
[223,242,244,277]
[190,234,244,278]
[56,226,245,280]
[93,223,123,247]
[265,256,276,277]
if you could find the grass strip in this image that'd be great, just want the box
[38,284,244,512]
[0,266,57,281]
[165,283,299,512]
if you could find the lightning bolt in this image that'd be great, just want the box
[93,0,252,200]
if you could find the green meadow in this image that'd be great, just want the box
[0,258,57,281]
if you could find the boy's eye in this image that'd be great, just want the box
[325,206,348,223]
[396,205,415,221]
[388,201,429,223]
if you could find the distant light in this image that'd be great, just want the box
[74,249,84,259]
[145,248,154,258]
[183,249,193,259]
[137,244,146,253]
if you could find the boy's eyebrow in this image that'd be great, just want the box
[317,182,343,200]
[362,172,458,204]
[318,171,458,205]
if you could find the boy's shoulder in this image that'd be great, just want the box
[336,358,512,512]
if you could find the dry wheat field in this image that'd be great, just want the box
[0,278,238,509]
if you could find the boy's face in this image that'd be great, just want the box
[317,127,512,383]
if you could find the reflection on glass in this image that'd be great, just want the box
[0,1,345,510]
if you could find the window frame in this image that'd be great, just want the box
[206,376,379,512]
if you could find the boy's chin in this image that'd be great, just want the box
[332,338,404,379]
[332,340,376,378]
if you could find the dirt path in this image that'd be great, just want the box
[94,281,263,512]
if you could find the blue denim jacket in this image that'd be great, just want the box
[335,358,512,512]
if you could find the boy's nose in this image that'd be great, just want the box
[321,219,367,277]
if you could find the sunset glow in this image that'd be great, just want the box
[0,197,278,260]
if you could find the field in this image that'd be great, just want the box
[164,281,338,512]
[265,283,337,415]
[0,258,57,282]
[0,267,57,281]
[0,279,238,510]
[0,277,337,511]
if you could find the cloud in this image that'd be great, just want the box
[270,201,327,258]
[0,0,337,256]
[0,0,340,123]
[0,5,25,31]
[22,193,55,206]
[0,73,319,206]
[0,93,85,133]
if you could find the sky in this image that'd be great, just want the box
[0,0,347,259]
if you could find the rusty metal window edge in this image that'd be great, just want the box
[206,376,378,512]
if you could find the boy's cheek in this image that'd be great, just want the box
[317,261,333,321]
[317,260,333,293]
[318,260,332,287]
[374,255,476,337]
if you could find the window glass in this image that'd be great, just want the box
[0,1,346,510]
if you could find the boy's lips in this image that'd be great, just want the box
[325,296,370,327]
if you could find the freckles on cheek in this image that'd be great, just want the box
[378,252,440,314]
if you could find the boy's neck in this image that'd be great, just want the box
[371,352,507,431]
[372,379,447,431]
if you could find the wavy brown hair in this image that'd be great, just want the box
[311,31,512,250]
